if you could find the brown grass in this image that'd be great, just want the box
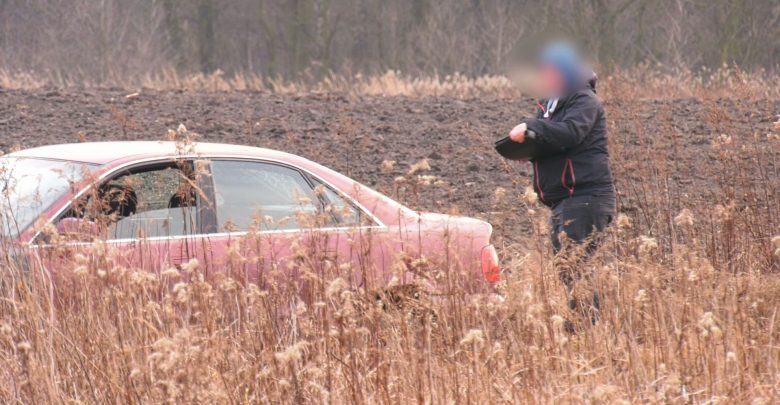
[2,65,778,100]
[0,75,779,404]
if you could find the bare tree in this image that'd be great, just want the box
[0,0,776,84]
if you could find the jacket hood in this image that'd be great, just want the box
[587,71,598,92]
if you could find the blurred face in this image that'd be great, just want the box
[539,64,564,98]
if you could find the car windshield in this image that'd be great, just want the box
[0,157,96,238]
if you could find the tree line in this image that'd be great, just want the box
[0,0,777,83]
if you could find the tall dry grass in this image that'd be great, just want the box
[0,75,778,404]
[2,65,778,100]
[0,68,518,99]
[2,183,779,403]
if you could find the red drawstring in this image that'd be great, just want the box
[534,160,545,202]
[561,159,575,196]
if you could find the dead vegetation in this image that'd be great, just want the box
[2,66,779,100]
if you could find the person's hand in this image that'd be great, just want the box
[509,123,527,143]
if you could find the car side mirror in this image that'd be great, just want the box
[56,217,100,242]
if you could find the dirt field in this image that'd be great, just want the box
[0,89,778,244]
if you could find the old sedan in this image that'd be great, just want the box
[1,141,499,293]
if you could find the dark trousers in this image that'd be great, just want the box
[550,195,615,315]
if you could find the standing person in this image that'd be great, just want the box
[508,42,616,325]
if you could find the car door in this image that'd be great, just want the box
[42,159,213,273]
[201,159,385,299]
[106,161,210,271]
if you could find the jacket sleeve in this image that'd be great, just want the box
[525,92,600,152]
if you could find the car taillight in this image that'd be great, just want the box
[481,244,500,283]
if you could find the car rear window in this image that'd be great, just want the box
[210,160,320,231]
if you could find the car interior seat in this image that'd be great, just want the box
[100,184,138,218]
[168,187,196,209]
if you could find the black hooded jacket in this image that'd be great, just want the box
[525,84,615,206]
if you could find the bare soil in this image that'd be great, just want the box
[1,89,777,243]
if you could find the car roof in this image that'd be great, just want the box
[8,141,297,165]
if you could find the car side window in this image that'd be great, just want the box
[105,167,198,239]
[56,164,199,240]
[310,178,368,227]
[210,160,321,231]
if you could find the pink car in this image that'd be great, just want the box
[2,141,499,292]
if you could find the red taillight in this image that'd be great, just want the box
[481,245,500,283]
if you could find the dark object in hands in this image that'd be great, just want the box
[494,130,538,161]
